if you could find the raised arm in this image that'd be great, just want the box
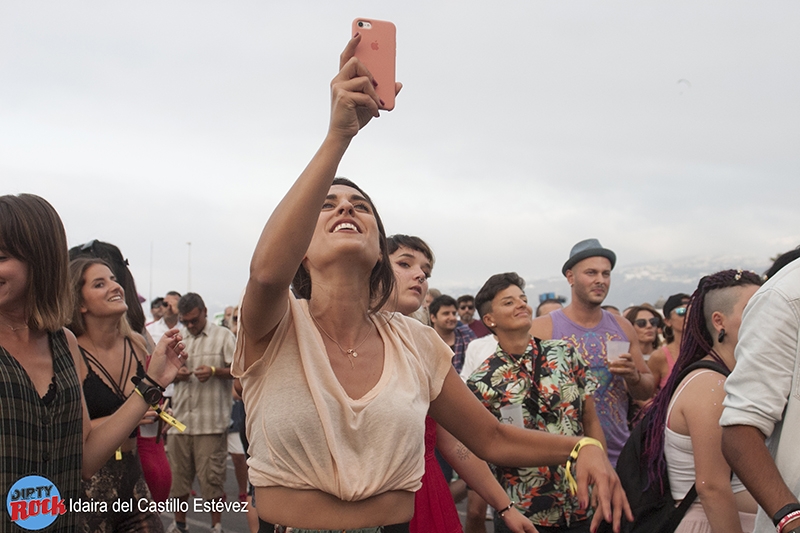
[240,35,384,370]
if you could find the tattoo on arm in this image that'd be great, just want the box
[456,441,472,462]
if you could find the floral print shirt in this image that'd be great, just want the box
[466,337,597,528]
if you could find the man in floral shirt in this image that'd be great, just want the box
[467,272,605,533]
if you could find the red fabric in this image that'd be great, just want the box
[137,435,172,502]
[409,416,463,533]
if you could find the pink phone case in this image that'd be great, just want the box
[351,18,396,111]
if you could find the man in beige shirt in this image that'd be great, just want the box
[167,293,235,533]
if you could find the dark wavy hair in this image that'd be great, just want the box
[642,269,762,493]
[624,304,663,351]
[291,177,395,313]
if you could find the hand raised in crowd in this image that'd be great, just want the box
[328,34,402,140]
[147,328,186,388]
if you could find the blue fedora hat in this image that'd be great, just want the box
[562,238,616,276]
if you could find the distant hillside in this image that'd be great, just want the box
[438,255,771,311]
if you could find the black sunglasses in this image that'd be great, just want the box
[634,318,660,328]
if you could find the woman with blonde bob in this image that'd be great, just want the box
[0,193,184,532]
[234,36,631,532]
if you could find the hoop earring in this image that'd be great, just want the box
[718,329,726,343]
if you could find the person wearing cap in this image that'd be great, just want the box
[647,293,689,390]
[530,238,655,466]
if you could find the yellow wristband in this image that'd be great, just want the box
[211,366,216,377]
[564,437,604,496]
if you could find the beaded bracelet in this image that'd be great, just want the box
[564,437,605,496]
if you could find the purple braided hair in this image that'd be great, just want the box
[641,268,762,493]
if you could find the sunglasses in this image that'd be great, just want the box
[634,318,660,328]
[161,301,170,307]
[673,306,687,317]
[459,305,474,310]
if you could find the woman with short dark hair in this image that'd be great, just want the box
[467,273,605,533]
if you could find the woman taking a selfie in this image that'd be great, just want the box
[233,35,630,532]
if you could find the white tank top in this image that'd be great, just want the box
[664,369,746,500]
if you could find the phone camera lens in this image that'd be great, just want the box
[358,21,364,27]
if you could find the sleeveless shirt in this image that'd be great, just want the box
[0,329,83,532]
[551,308,629,466]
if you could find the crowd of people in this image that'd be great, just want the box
[3,34,800,533]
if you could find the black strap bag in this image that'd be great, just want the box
[599,359,730,533]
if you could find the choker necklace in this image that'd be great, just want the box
[309,310,372,369]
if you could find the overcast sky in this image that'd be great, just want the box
[2,1,799,314]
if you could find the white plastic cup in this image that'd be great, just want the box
[606,340,630,364]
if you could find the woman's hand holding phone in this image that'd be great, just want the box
[329,34,383,139]
[328,24,401,141]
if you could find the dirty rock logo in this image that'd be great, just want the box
[6,475,66,530]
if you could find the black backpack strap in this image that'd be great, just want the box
[659,484,697,533]
[674,359,731,383]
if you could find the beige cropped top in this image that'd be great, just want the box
[232,296,453,502]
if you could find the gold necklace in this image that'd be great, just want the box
[309,310,372,369]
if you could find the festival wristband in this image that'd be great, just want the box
[133,388,187,432]
[774,503,800,527]
[778,511,800,533]
[565,437,605,496]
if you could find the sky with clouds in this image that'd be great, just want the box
[2,1,799,314]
